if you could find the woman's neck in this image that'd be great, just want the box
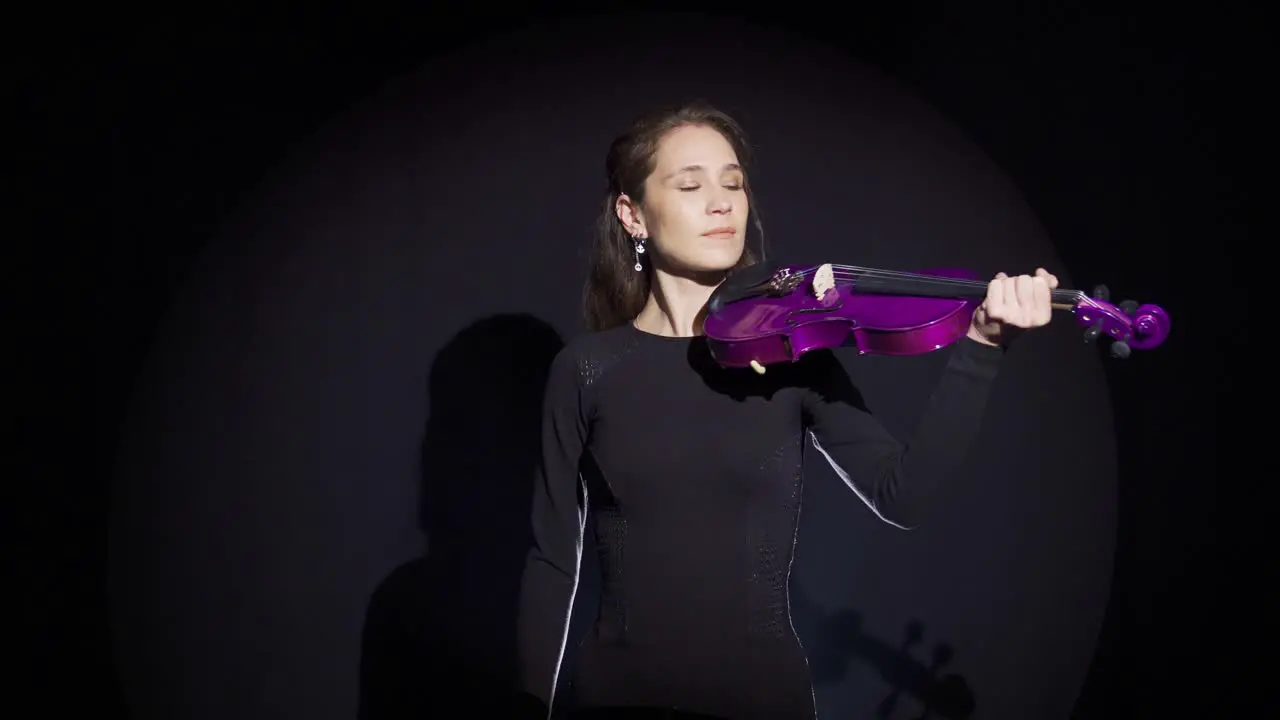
[633,267,726,338]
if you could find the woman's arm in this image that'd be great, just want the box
[515,347,589,714]
[802,337,1005,529]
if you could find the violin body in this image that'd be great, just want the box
[703,262,1170,371]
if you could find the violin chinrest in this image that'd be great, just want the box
[706,262,782,315]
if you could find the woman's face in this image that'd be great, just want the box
[618,124,749,275]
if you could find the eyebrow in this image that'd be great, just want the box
[662,163,743,180]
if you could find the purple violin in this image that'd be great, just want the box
[703,262,1170,373]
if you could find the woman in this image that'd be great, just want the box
[515,102,1057,719]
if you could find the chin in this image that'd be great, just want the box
[680,246,745,275]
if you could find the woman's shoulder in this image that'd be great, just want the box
[548,324,644,388]
[562,323,636,350]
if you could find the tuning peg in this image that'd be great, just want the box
[1110,340,1132,359]
[1083,321,1103,343]
[1092,284,1110,301]
[1119,299,1139,315]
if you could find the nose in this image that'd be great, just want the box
[707,190,733,215]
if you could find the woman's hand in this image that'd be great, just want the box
[968,268,1059,347]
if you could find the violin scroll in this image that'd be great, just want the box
[1074,285,1170,359]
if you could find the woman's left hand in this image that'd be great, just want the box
[968,268,1059,347]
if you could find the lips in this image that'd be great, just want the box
[702,227,737,237]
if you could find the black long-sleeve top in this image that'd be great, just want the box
[516,323,1004,719]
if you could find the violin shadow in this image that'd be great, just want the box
[356,314,565,719]
[789,582,977,719]
[685,337,867,409]
[685,338,781,400]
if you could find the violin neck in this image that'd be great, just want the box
[852,272,1083,309]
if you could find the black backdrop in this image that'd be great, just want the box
[12,4,1259,719]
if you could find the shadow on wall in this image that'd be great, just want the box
[356,313,565,719]
[789,582,977,719]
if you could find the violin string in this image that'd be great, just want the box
[788,265,1095,308]
[809,264,1086,300]
[799,264,1044,290]
[820,269,1071,296]
[815,269,987,287]
[818,270,1097,310]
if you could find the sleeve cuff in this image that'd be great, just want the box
[950,335,1005,379]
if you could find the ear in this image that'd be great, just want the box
[615,193,647,238]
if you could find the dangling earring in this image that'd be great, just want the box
[632,235,646,272]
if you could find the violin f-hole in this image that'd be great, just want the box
[786,300,844,325]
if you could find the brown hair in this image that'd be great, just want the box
[583,101,765,332]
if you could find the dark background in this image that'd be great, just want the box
[11,3,1260,718]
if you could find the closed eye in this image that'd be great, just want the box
[679,184,744,192]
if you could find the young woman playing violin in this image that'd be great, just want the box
[515,102,1059,720]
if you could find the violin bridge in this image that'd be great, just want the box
[812,263,835,299]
